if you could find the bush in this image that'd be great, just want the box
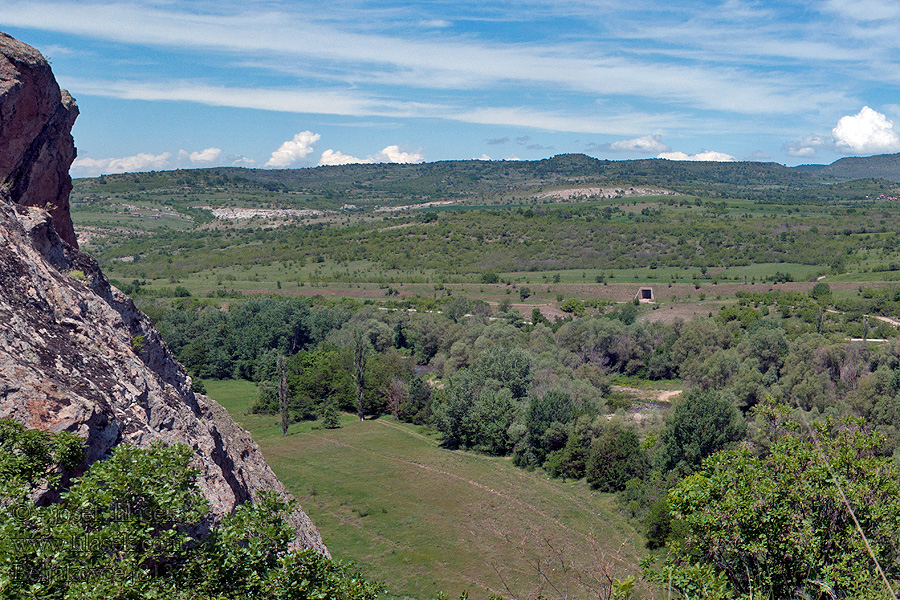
[662,413,900,598]
[655,389,746,476]
[585,424,649,492]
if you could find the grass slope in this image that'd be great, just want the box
[207,379,646,600]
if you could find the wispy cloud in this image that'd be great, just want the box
[60,76,702,135]
[418,19,452,28]
[782,135,830,158]
[0,1,847,115]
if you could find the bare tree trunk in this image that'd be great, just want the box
[353,328,368,421]
[278,354,289,436]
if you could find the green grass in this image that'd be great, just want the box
[205,379,647,600]
[500,263,824,285]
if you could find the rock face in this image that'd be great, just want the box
[0,32,327,554]
[0,31,78,248]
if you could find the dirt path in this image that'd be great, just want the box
[827,308,900,328]
[873,315,900,327]
[611,385,681,402]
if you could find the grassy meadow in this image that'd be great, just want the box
[206,379,646,600]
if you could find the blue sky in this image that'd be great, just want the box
[3,0,900,176]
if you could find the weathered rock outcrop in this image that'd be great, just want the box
[0,31,78,248]
[0,32,327,554]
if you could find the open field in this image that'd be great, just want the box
[206,380,647,600]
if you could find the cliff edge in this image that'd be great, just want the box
[0,32,327,554]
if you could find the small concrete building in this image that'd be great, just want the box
[635,287,654,303]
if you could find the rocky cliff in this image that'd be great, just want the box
[0,32,327,554]
[0,32,78,248]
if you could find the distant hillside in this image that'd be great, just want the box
[205,154,814,191]
[791,163,827,173]
[814,153,900,182]
[75,153,837,212]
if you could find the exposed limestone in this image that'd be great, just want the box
[0,32,327,554]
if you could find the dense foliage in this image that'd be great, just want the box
[0,420,380,599]
[651,407,900,599]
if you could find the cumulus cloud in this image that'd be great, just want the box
[608,134,670,153]
[226,155,258,167]
[177,147,223,166]
[318,149,367,166]
[317,145,424,166]
[188,147,222,163]
[657,150,736,162]
[477,154,492,160]
[832,106,900,154]
[782,134,829,158]
[71,152,173,177]
[375,145,424,163]
[265,131,321,168]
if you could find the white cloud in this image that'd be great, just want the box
[265,131,321,168]
[71,152,172,176]
[177,147,223,165]
[783,134,829,158]
[477,154,492,161]
[318,149,368,166]
[608,134,670,153]
[187,147,222,164]
[657,150,736,162]
[228,155,258,167]
[72,146,244,176]
[317,145,424,166]
[375,145,424,163]
[832,106,900,154]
